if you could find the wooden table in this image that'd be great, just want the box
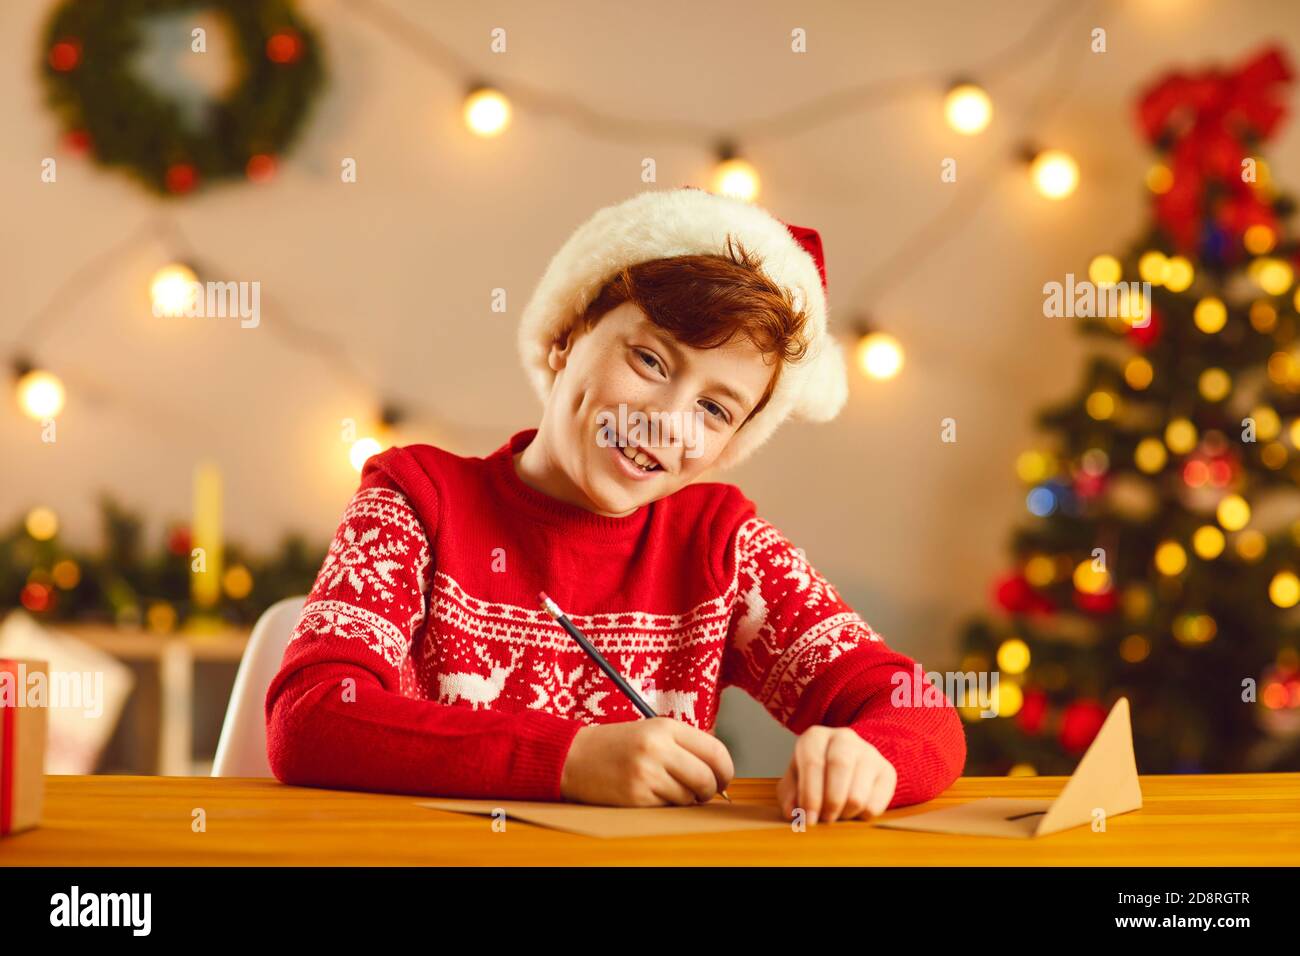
[4,773,1297,866]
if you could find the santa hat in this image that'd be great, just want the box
[517,186,849,471]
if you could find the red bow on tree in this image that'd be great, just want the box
[1135,46,1294,255]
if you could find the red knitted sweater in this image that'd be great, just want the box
[265,427,966,806]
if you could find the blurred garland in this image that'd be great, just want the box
[39,0,325,196]
[2,496,325,631]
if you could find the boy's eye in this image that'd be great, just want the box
[700,399,730,424]
[634,348,664,373]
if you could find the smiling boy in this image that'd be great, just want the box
[266,187,966,822]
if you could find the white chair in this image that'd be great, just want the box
[212,596,307,777]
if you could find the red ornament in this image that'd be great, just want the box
[1126,306,1162,348]
[246,153,277,183]
[167,525,193,557]
[1059,698,1108,753]
[1016,688,1049,735]
[1073,586,1118,615]
[1074,471,1106,499]
[62,129,93,155]
[992,572,1055,615]
[20,582,54,613]
[266,30,303,65]
[49,38,82,72]
[165,163,199,194]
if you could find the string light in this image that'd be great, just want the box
[1137,250,1169,285]
[1216,494,1251,532]
[1269,571,1300,608]
[854,329,904,381]
[1163,255,1195,292]
[8,0,1109,448]
[1145,163,1173,194]
[1243,224,1276,255]
[14,363,66,420]
[1135,437,1167,473]
[1085,389,1116,420]
[1193,296,1227,333]
[1164,416,1190,455]
[1073,559,1110,595]
[1028,148,1079,199]
[1015,449,1057,483]
[1154,540,1187,576]
[710,142,761,202]
[996,637,1030,674]
[349,437,383,472]
[1198,367,1231,402]
[1251,301,1278,333]
[463,84,511,137]
[1124,356,1153,390]
[1252,257,1294,296]
[25,506,59,541]
[1236,530,1267,562]
[150,262,198,316]
[1192,525,1225,560]
[1088,254,1121,286]
[944,81,993,135]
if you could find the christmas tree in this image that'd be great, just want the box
[954,46,1300,775]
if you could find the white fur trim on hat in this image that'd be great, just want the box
[517,187,848,470]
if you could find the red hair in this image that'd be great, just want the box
[578,235,810,425]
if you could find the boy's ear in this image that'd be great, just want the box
[547,325,575,372]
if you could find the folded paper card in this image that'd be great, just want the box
[418,797,792,838]
[876,696,1142,838]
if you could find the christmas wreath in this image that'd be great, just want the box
[40,0,325,196]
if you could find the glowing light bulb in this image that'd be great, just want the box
[944,83,992,135]
[151,263,198,317]
[463,87,511,137]
[711,158,761,202]
[25,506,59,541]
[854,332,904,380]
[350,437,383,472]
[16,369,66,420]
[1030,149,1078,200]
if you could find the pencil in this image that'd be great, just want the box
[538,590,731,803]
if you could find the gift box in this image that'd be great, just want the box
[1,659,48,836]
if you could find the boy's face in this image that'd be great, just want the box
[539,301,776,516]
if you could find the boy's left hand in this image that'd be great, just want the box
[777,725,897,824]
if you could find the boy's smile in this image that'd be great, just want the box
[513,301,777,518]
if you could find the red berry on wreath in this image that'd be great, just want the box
[49,38,81,72]
[166,163,199,194]
[167,525,192,557]
[266,30,303,64]
[246,153,277,183]
[62,129,92,155]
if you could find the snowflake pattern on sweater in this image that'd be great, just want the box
[285,490,880,732]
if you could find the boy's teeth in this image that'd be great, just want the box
[619,443,657,471]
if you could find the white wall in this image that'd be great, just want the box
[4,0,1298,722]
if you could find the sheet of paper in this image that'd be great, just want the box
[418,797,795,838]
[877,696,1143,838]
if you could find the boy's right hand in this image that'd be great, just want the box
[559,717,735,806]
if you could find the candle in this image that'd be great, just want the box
[190,461,223,609]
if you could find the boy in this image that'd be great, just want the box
[266,186,965,823]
